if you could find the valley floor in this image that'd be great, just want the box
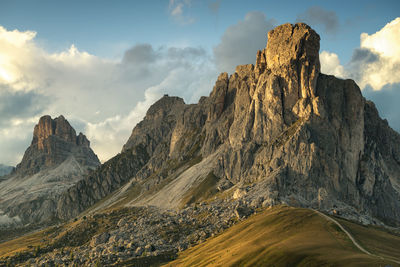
[0,205,399,266]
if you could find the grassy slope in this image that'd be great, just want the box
[337,217,400,262]
[0,207,141,259]
[165,206,399,267]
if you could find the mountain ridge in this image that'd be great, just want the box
[53,22,400,226]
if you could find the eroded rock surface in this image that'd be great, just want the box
[56,23,400,227]
[4,22,400,266]
[15,115,99,176]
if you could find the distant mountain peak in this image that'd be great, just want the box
[15,115,99,176]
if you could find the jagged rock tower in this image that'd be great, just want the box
[15,115,99,175]
[0,115,99,225]
[57,23,400,226]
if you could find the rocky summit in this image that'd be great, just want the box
[52,23,400,228]
[15,115,99,176]
[0,115,99,227]
[1,23,400,266]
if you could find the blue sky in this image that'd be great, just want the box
[1,0,398,61]
[0,0,399,165]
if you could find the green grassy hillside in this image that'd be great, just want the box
[165,206,400,267]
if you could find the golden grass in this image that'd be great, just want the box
[0,226,54,257]
[165,206,399,267]
[336,217,400,262]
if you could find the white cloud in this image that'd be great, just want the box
[360,18,400,59]
[357,17,400,90]
[171,3,183,16]
[0,26,36,47]
[0,26,38,89]
[0,25,216,165]
[320,51,346,78]
[168,0,195,25]
[319,17,400,91]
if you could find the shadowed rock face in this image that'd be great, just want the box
[57,23,400,226]
[15,115,99,176]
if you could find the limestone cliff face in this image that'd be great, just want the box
[15,115,99,175]
[57,23,400,226]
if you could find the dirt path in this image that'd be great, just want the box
[314,210,400,265]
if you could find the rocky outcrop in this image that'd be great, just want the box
[56,23,400,226]
[15,115,99,176]
[0,115,100,226]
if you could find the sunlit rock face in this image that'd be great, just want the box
[54,23,400,227]
[15,115,99,176]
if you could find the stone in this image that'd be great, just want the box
[135,247,144,256]
[90,233,110,247]
[117,218,127,228]
[234,206,252,219]
[233,188,247,199]
[144,244,155,252]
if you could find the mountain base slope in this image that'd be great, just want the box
[165,206,400,267]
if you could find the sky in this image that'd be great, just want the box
[0,0,399,166]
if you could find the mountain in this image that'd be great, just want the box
[0,164,13,178]
[56,23,400,227]
[1,23,400,266]
[0,115,100,227]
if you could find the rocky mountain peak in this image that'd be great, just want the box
[145,95,185,117]
[265,23,321,120]
[15,115,99,175]
[32,115,77,150]
[266,23,320,78]
[54,22,400,229]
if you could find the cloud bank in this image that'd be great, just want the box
[1,14,399,166]
[320,17,400,91]
[320,17,400,131]
[0,25,216,165]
